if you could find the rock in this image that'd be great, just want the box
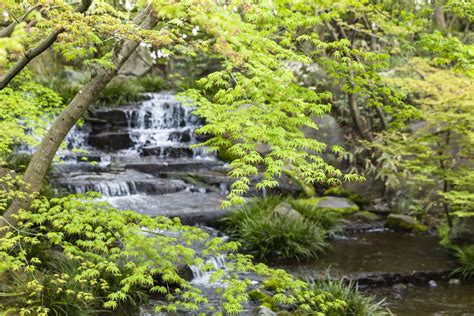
[392,283,407,292]
[344,174,386,203]
[385,214,428,233]
[141,145,194,158]
[428,280,438,288]
[272,202,304,221]
[90,109,129,127]
[118,46,153,76]
[168,129,191,143]
[88,132,133,151]
[449,215,474,244]
[176,263,193,281]
[365,198,391,215]
[302,114,344,158]
[352,211,381,222]
[316,196,359,213]
[255,306,277,316]
[449,278,461,286]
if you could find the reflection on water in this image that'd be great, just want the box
[370,281,474,315]
[272,230,457,279]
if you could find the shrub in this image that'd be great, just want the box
[309,279,389,316]
[221,197,338,261]
[0,193,348,315]
[453,245,474,279]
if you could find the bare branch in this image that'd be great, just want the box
[0,5,43,38]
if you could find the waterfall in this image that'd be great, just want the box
[51,92,219,198]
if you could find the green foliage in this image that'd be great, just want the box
[0,72,63,162]
[221,197,341,260]
[0,192,350,315]
[453,245,474,279]
[309,279,389,316]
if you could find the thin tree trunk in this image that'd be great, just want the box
[375,106,388,130]
[347,69,372,141]
[433,1,447,29]
[0,6,157,234]
[0,0,92,90]
[439,131,453,228]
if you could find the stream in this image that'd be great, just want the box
[49,92,473,315]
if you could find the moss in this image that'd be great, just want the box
[351,211,381,222]
[249,289,277,311]
[293,197,359,214]
[385,214,428,233]
[323,186,372,206]
[283,169,316,197]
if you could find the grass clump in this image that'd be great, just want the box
[309,279,389,316]
[221,196,341,261]
[453,245,474,279]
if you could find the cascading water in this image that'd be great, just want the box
[51,91,229,221]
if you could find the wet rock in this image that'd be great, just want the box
[89,132,133,151]
[272,202,304,221]
[89,109,129,127]
[428,280,438,288]
[449,278,461,286]
[392,283,407,292]
[176,263,193,281]
[449,215,474,244]
[141,145,194,158]
[168,129,191,143]
[255,306,277,316]
[385,214,428,233]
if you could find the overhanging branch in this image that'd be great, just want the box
[0,0,92,90]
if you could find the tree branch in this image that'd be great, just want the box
[0,0,92,90]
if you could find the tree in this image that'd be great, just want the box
[1,0,372,234]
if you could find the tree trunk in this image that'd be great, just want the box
[0,6,157,234]
[433,1,447,29]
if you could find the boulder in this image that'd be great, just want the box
[449,215,474,244]
[316,196,359,213]
[272,202,304,221]
[385,214,428,233]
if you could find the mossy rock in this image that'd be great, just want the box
[385,214,428,233]
[294,196,359,214]
[249,289,277,311]
[351,211,381,222]
[323,186,372,205]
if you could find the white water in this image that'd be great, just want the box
[52,92,217,197]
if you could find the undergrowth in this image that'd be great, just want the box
[0,192,350,315]
[220,196,341,261]
[309,279,390,316]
